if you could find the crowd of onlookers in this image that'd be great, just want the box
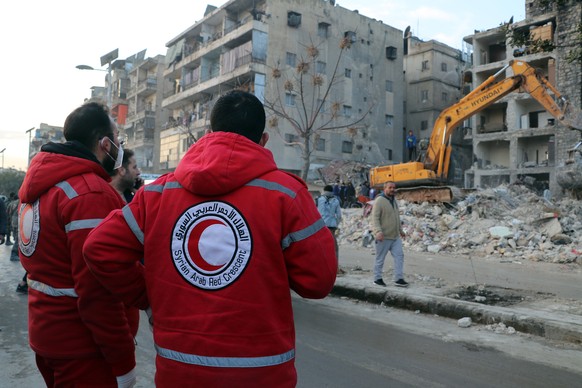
[328,179,379,208]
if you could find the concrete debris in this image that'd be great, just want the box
[484,322,517,335]
[458,317,472,328]
[337,183,582,264]
[316,159,371,185]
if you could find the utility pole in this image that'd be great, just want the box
[25,127,35,166]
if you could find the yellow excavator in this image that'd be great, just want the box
[369,59,582,202]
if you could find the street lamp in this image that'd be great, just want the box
[76,48,118,108]
[76,64,111,107]
[25,127,35,166]
[0,148,6,170]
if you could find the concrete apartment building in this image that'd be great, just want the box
[125,54,170,173]
[403,33,470,185]
[28,123,65,164]
[160,0,404,177]
[462,0,582,195]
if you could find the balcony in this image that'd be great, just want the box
[136,77,157,97]
[164,17,261,79]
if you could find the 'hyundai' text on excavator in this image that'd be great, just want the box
[369,60,582,202]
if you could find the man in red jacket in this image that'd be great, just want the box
[19,101,139,387]
[84,91,338,387]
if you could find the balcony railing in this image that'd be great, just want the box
[178,16,254,61]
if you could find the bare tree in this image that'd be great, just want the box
[263,36,373,181]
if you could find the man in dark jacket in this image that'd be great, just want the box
[19,101,138,387]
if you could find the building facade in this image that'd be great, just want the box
[462,0,582,195]
[403,34,470,185]
[28,123,65,163]
[160,0,404,178]
[125,54,170,173]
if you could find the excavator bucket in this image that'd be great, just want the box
[395,186,453,203]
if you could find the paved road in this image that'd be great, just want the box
[295,297,582,387]
[2,242,580,386]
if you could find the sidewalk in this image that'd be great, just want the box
[334,244,582,344]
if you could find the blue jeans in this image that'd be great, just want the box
[373,238,404,281]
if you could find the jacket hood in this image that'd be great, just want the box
[174,132,277,196]
[19,141,110,203]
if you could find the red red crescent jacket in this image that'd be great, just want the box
[19,149,139,377]
[84,132,337,387]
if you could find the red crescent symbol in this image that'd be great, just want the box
[188,218,226,271]
[19,204,33,245]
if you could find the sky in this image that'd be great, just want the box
[0,0,524,171]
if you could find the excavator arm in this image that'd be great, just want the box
[424,60,582,180]
[369,60,582,202]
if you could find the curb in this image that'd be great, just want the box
[332,278,582,345]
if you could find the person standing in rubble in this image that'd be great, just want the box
[317,185,342,260]
[371,181,408,287]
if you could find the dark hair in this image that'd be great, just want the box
[122,148,134,169]
[324,185,333,192]
[109,148,135,177]
[210,90,265,143]
[63,101,114,149]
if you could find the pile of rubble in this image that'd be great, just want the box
[338,183,582,264]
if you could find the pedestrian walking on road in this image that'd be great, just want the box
[83,90,337,387]
[18,101,139,387]
[371,181,408,287]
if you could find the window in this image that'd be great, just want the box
[385,115,394,128]
[421,120,428,131]
[316,61,326,74]
[284,133,299,143]
[285,93,296,106]
[286,52,296,67]
[441,62,448,72]
[180,138,190,152]
[343,105,352,117]
[287,12,301,28]
[344,31,356,43]
[342,140,353,153]
[388,149,393,160]
[422,60,429,71]
[385,46,397,60]
[318,22,330,38]
[316,137,325,151]
[442,92,448,102]
[421,90,429,102]
[345,68,352,78]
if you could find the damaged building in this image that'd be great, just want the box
[462,0,582,196]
